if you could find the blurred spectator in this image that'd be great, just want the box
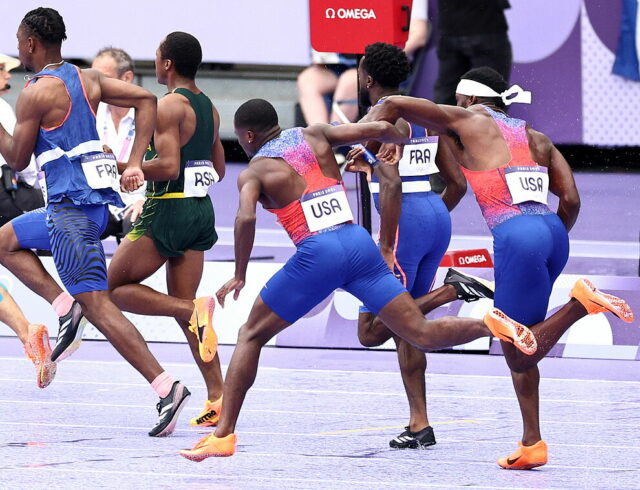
[0,54,43,226]
[434,0,512,105]
[298,1,428,125]
[91,47,145,239]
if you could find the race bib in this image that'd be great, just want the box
[505,166,549,205]
[38,171,48,203]
[184,160,218,198]
[398,136,439,177]
[81,152,118,190]
[301,185,354,232]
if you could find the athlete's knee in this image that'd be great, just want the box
[236,322,271,348]
[357,313,386,347]
[503,351,534,373]
[0,223,19,254]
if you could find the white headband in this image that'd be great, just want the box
[456,79,532,105]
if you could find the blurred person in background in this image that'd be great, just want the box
[91,47,145,239]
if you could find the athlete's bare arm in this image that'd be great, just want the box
[433,134,467,211]
[211,105,226,181]
[527,127,580,231]
[140,94,183,181]
[367,96,470,135]
[0,86,43,171]
[216,168,261,306]
[316,121,406,147]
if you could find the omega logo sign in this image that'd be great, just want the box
[457,254,488,265]
[325,8,377,19]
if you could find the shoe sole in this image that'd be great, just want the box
[448,268,495,292]
[189,418,219,428]
[485,309,537,355]
[573,279,634,323]
[27,325,57,389]
[445,268,495,301]
[54,317,88,362]
[180,449,234,461]
[192,297,217,363]
[151,390,191,438]
[390,441,436,449]
[499,461,546,470]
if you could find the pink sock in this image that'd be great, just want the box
[52,292,74,317]
[151,371,175,398]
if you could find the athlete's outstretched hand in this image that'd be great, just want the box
[344,147,372,180]
[121,167,144,192]
[377,143,403,165]
[217,277,245,308]
[123,199,145,223]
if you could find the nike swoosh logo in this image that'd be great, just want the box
[506,455,521,465]
[198,323,206,342]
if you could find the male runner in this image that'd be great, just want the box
[0,8,192,436]
[348,42,492,449]
[365,66,634,468]
[180,98,538,461]
[108,32,224,428]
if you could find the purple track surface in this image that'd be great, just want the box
[1,339,638,489]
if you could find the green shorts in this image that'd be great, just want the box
[127,196,217,257]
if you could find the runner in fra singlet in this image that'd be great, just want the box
[0,7,191,436]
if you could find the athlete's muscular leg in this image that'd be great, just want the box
[376,292,490,352]
[215,296,290,438]
[167,250,223,401]
[395,337,429,431]
[358,284,459,347]
[509,365,541,446]
[0,284,30,343]
[503,299,588,373]
[0,223,64,304]
[74,290,163,382]
[108,236,193,322]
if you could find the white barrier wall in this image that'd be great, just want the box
[0,1,311,65]
[0,258,280,346]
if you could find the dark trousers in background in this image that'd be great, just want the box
[0,183,45,227]
[434,32,513,105]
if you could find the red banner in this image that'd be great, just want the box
[439,249,494,268]
[310,0,412,54]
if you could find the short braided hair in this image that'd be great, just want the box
[21,7,67,46]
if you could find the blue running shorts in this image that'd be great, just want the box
[261,223,406,323]
[492,213,569,325]
[12,201,110,295]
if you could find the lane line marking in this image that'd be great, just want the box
[2,460,637,480]
[0,378,636,405]
[0,400,624,427]
[2,356,638,384]
[317,420,480,435]
[0,421,638,450]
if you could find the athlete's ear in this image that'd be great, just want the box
[246,130,255,144]
[164,59,173,73]
[468,95,479,107]
[366,75,374,89]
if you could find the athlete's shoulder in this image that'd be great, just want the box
[237,165,262,189]
[525,125,553,163]
[158,92,188,117]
